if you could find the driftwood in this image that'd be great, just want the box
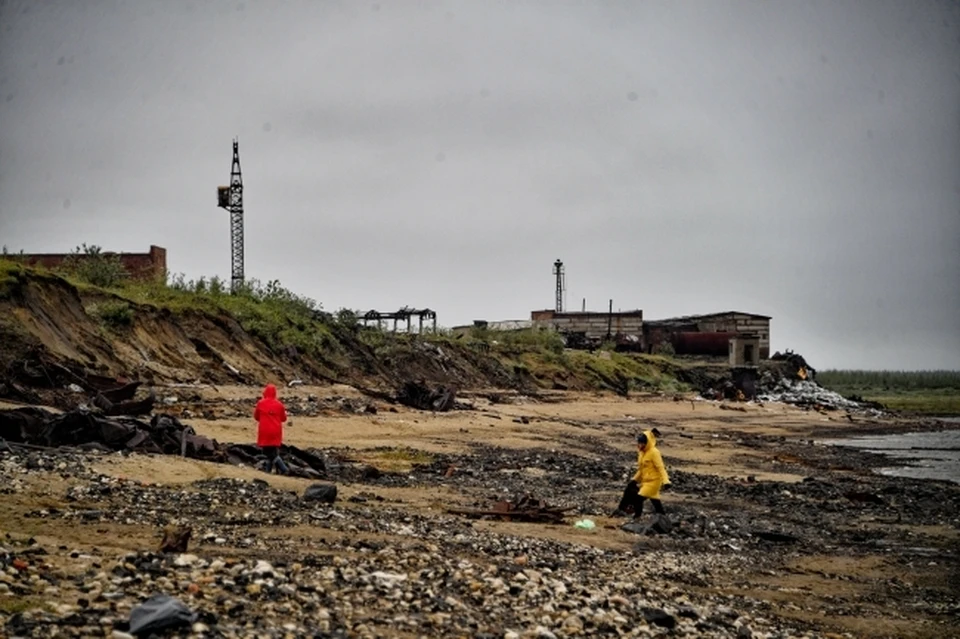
[751,530,799,544]
[448,494,573,524]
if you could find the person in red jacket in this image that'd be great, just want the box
[254,383,289,475]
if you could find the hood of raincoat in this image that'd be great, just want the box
[640,428,658,451]
[263,384,277,399]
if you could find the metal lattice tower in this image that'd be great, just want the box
[217,139,244,291]
[553,259,565,313]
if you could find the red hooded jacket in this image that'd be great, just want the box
[254,384,287,447]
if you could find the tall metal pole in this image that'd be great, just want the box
[607,299,613,339]
[228,140,244,291]
[217,139,245,292]
[553,259,565,313]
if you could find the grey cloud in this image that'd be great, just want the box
[1,0,958,370]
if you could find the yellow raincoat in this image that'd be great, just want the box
[631,429,670,499]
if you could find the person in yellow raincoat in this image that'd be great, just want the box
[613,428,670,518]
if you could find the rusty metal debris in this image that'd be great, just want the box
[93,387,156,416]
[2,351,157,415]
[448,494,573,524]
[396,380,457,412]
[98,381,141,402]
[770,349,816,381]
[11,351,131,393]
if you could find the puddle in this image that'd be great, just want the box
[819,427,960,484]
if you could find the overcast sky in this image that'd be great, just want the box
[1,0,958,370]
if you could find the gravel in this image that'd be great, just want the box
[1,433,957,638]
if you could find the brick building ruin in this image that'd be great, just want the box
[16,245,167,281]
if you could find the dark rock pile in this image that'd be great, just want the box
[0,407,332,479]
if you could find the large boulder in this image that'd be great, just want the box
[303,483,338,504]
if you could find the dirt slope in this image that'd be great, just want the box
[0,269,724,413]
[0,271,529,397]
[1,273,299,385]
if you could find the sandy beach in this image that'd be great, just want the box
[1,387,957,638]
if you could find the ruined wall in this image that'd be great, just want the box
[17,245,167,281]
[729,336,762,367]
[714,314,768,358]
[531,310,644,340]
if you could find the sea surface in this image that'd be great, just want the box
[821,419,960,484]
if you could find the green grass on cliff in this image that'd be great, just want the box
[0,256,691,393]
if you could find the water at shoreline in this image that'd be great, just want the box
[821,422,960,484]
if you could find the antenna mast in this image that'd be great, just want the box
[553,259,565,313]
[217,139,245,291]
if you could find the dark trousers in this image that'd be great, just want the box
[262,446,289,475]
[617,480,665,515]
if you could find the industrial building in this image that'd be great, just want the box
[643,312,771,359]
[530,309,644,343]
[455,309,771,360]
[453,261,772,360]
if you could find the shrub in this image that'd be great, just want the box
[335,308,360,329]
[62,244,127,288]
[92,300,134,327]
[0,259,27,298]
[470,327,566,354]
[653,341,675,356]
[1,246,27,262]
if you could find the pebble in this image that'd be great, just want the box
[1,419,951,639]
[562,614,584,633]
[174,554,199,567]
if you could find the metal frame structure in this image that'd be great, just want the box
[217,139,245,291]
[361,307,438,334]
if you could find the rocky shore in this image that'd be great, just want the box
[1,391,958,638]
